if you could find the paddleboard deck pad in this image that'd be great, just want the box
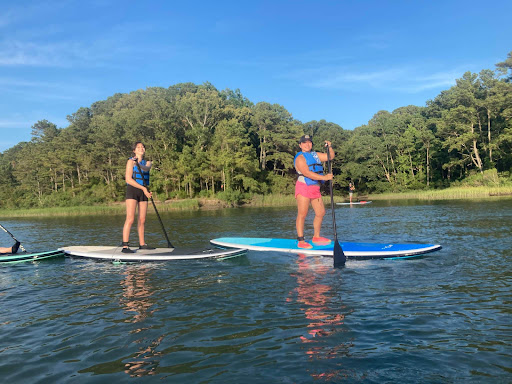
[0,249,65,264]
[210,237,441,259]
[59,246,247,262]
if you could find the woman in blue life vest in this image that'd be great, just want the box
[294,135,334,249]
[121,141,154,253]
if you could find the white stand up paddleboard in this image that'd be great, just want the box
[59,246,247,262]
[336,201,372,205]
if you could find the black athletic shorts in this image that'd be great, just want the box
[126,184,148,202]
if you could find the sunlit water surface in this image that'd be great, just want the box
[1,199,511,383]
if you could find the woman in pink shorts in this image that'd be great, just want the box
[294,135,334,249]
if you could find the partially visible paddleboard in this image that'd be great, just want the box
[336,201,372,205]
[0,249,65,264]
[210,237,441,259]
[59,246,247,262]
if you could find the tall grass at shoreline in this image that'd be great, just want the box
[370,186,512,200]
[1,187,510,217]
[248,194,344,207]
[0,199,201,217]
[248,194,296,207]
[0,205,126,217]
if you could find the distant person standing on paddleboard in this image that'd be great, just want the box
[294,135,334,249]
[348,181,355,203]
[121,141,155,253]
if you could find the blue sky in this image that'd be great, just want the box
[1,0,511,152]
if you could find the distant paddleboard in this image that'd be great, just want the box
[59,246,246,262]
[210,237,441,259]
[336,201,372,205]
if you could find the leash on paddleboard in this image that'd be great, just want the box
[325,145,346,267]
[0,223,27,253]
[134,159,174,248]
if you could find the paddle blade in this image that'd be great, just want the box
[333,240,346,267]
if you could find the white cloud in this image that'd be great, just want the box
[0,39,108,67]
[0,1,71,29]
[0,120,32,128]
[0,32,180,69]
[0,1,184,71]
[286,64,463,94]
[402,71,461,92]
[0,116,68,129]
[0,77,95,104]
[0,2,128,67]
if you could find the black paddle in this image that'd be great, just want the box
[326,145,346,267]
[0,223,27,253]
[134,159,174,248]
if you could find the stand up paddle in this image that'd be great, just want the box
[134,160,174,248]
[326,145,346,267]
[0,223,27,253]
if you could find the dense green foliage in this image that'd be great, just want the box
[1,53,511,209]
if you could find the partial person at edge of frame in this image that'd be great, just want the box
[0,241,20,254]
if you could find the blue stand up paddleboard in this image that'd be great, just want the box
[0,249,65,264]
[210,237,441,260]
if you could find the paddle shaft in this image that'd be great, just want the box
[0,223,27,252]
[326,151,338,241]
[134,160,174,248]
[326,145,346,266]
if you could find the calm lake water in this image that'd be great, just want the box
[1,199,511,383]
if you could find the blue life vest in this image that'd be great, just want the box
[294,151,324,186]
[131,159,150,186]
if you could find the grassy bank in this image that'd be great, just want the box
[0,195,326,217]
[1,187,511,217]
[0,205,126,217]
[248,194,345,207]
[368,186,512,200]
[0,199,202,217]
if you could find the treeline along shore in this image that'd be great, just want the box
[1,52,512,212]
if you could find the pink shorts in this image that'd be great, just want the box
[295,180,322,199]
